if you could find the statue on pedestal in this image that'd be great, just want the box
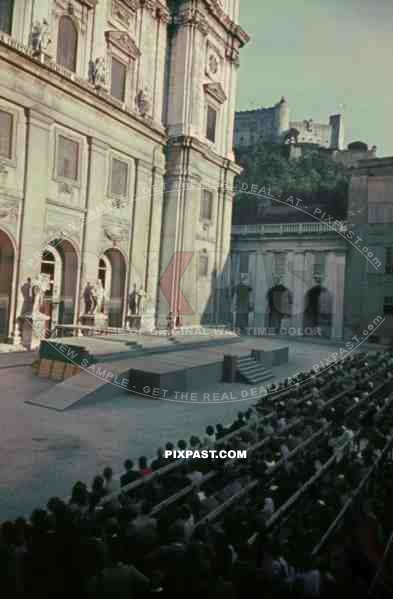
[30,19,51,56]
[89,57,107,88]
[20,274,50,317]
[136,88,151,117]
[136,286,147,315]
[17,275,50,349]
[129,284,137,315]
[20,278,34,316]
[83,282,96,315]
[94,279,105,314]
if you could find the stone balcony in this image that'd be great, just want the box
[232,221,348,237]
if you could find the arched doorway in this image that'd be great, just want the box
[303,285,332,338]
[40,239,78,334]
[97,255,112,316]
[0,229,14,338]
[267,284,293,333]
[103,248,126,327]
[232,282,252,330]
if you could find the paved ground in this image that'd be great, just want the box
[0,337,369,520]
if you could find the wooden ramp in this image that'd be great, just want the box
[25,360,131,411]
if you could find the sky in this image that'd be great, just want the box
[236,0,393,157]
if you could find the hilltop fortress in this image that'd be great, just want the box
[235,97,344,149]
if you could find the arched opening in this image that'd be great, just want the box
[0,229,14,338]
[303,285,332,338]
[232,282,252,330]
[40,239,78,334]
[104,249,126,327]
[97,255,112,315]
[57,16,78,72]
[267,284,293,333]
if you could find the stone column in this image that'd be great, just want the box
[14,108,53,339]
[253,248,269,331]
[80,137,109,310]
[289,250,308,332]
[130,159,153,290]
[143,166,165,330]
[329,251,346,340]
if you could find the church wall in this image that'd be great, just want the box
[230,232,348,339]
[0,0,248,336]
[0,27,167,336]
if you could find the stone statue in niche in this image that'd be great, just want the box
[30,19,51,55]
[136,88,151,117]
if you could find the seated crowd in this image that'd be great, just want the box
[1,351,393,598]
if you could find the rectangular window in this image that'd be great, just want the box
[383,296,393,315]
[0,110,13,159]
[111,158,128,197]
[199,254,209,277]
[57,135,79,181]
[200,190,213,221]
[206,105,217,143]
[0,0,13,34]
[111,57,126,101]
[385,247,393,274]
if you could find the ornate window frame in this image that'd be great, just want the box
[107,0,137,34]
[105,30,140,107]
[203,82,226,147]
[52,0,96,76]
[53,127,83,188]
[0,101,18,167]
[199,189,214,223]
[107,152,131,207]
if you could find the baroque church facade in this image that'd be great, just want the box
[0,0,249,340]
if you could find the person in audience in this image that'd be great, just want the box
[203,425,216,448]
[138,456,153,477]
[151,448,166,471]
[3,349,393,599]
[120,460,140,486]
[215,423,227,440]
[69,481,89,514]
[102,466,120,496]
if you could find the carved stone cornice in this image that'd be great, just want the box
[202,0,250,46]
[117,0,138,10]
[139,0,155,10]
[173,8,209,36]
[74,0,98,9]
[155,1,170,23]
[105,30,140,60]
[203,82,227,104]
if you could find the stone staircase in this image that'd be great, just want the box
[237,354,273,385]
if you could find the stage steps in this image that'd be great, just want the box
[237,355,273,385]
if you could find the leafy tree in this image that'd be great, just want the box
[233,143,350,223]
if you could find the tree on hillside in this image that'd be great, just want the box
[233,143,350,223]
